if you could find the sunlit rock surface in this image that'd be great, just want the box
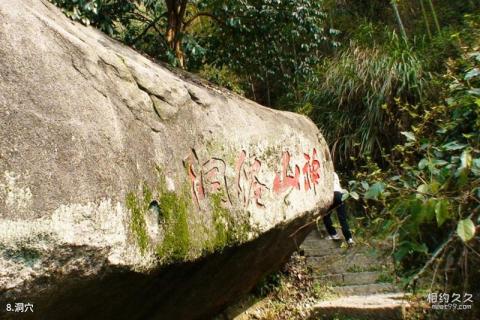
[0,1,333,318]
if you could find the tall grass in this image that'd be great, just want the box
[300,34,430,167]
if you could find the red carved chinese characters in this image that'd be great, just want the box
[185,147,322,209]
[273,151,301,194]
[236,150,267,208]
[184,150,230,209]
[184,150,205,208]
[203,158,227,195]
[302,148,321,193]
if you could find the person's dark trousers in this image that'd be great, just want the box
[323,191,352,240]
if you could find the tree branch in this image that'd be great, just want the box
[130,15,163,45]
[183,12,223,29]
[129,11,153,23]
[409,223,480,291]
[406,231,457,290]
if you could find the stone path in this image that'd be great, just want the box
[310,293,409,320]
[301,229,410,319]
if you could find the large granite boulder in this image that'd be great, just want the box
[0,0,333,319]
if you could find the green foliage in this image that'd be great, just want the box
[49,0,135,35]
[364,182,386,200]
[300,34,430,165]
[253,272,282,297]
[197,0,331,106]
[434,199,450,227]
[50,0,187,65]
[457,218,475,242]
[199,64,246,95]
[346,38,480,290]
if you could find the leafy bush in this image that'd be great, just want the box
[198,0,331,106]
[199,64,246,95]
[49,0,135,35]
[345,42,480,293]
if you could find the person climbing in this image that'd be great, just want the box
[323,171,354,245]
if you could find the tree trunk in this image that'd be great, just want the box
[165,0,187,68]
[249,76,257,101]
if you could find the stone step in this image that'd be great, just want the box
[334,283,400,296]
[302,239,387,257]
[303,229,330,241]
[302,246,348,257]
[310,293,409,320]
[301,240,346,256]
[307,253,383,274]
[314,271,383,286]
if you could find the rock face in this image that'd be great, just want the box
[0,1,333,319]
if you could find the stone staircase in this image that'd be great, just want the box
[301,229,410,319]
